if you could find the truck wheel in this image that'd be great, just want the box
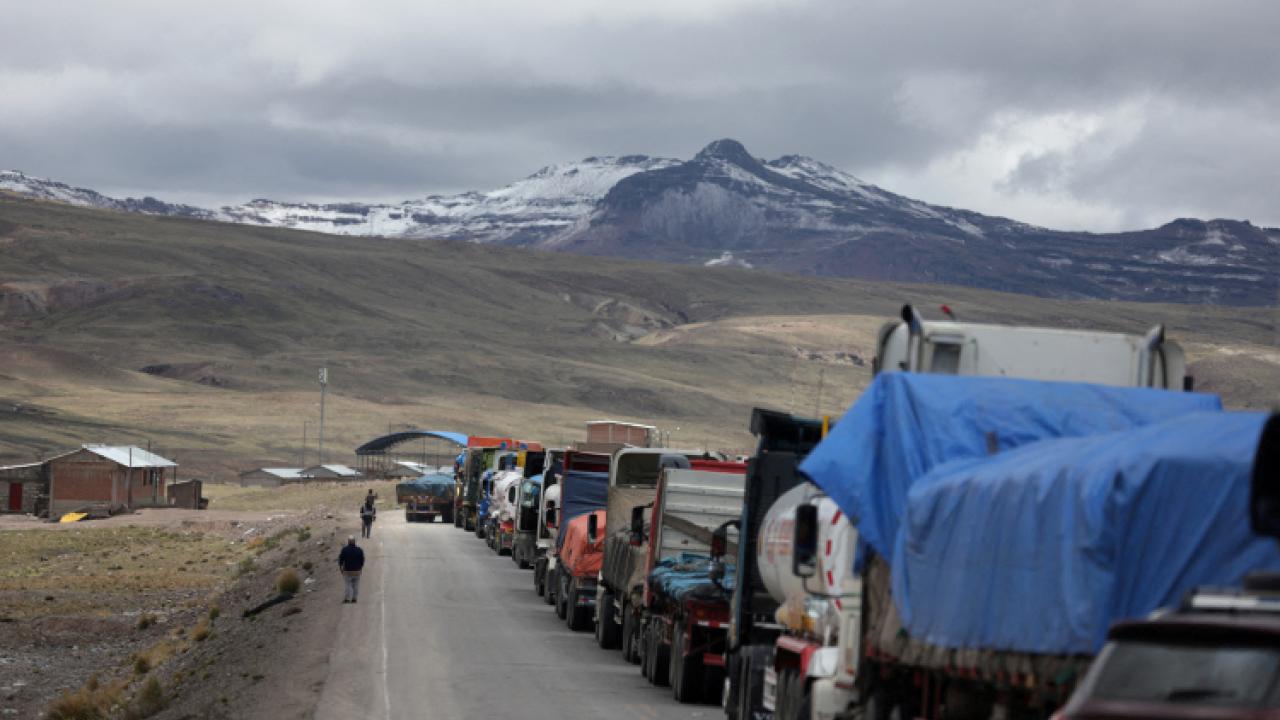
[736,645,770,720]
[596,593,621,649]
[555,575,569,620]
[649,626,671,687]
[534,567,545,596]
[640,623,652,680]
[621,601,639,664]
[518,557,531,570]
[569,603,590,632]
[776,669,796,720]
[671,619,703,703]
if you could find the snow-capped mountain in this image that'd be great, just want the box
[4,141,1277,305]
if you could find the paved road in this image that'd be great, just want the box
[316,512,719,720]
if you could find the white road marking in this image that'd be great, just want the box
[380,531,391,720]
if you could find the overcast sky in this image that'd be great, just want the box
[3,0,1277,231]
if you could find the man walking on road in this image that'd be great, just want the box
[338,535,365,604]
[360,496,376,538]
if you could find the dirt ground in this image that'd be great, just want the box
[0,481,397,719]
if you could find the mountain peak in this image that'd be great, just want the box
[695,139,756,166]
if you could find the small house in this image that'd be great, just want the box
[301,464,360,480]
[387,461,430,479]
[0,462,45,514]
[239,468,306,488]
[47,445,177,516]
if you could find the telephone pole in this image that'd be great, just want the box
[318,368,328,465]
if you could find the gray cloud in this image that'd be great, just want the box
[1,0,1277,228]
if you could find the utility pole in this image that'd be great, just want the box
[318,368,328,466]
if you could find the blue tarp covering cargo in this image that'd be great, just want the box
[799,373,1222,563]
[649,554,736,603]
[395,472,455,504]
[894,410,1280,654]
[556,470,608,552]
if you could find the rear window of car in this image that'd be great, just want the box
[1088,639,1280,708]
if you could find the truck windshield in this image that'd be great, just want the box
[1086,639,1280,708]
[520,481,539,508]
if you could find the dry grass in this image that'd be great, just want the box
[45,678,126,720]
[0,527,249,619]
[203,480,398,513]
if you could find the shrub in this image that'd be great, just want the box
[125,676,168,719]
[46,687,110,720]
[208,605,221,620]
[296,529,312,542]
[135,615,154,631]
[191,620,211,642]
[236,557,255,576]
[276,568,301,595]
[301,560,313,572]
[133,655,151,675]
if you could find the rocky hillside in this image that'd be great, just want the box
[4,140,1277,305]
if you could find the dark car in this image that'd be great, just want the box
[1055,586,1280,720]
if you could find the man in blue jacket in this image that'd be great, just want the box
[338,535,365,604]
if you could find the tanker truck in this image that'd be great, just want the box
[534,452,564,598]
[486,470,522,554]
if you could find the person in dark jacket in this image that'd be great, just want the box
[360,498,376,538]
[338,535,365,603]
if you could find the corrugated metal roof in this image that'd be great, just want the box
[0,461,42,472]
[82,445,177,468]
[303,464,359,477]
[240,467,305,479]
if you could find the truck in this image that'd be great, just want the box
[719,409,826,720]
[594,448,708,654]
[485,470,523,554]
[634,462,748,704]
[772,373,1227,720]
[454,438,542,534]
[533,456,562,599]
[725,305,1198,720]
[1057,415,1280,720]
[559,508,607,631]
[544,450,609,620]
[398,472,456,523]
[513,449,557,569]
[512,474,542,567]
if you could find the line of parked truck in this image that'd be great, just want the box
[414,305,1280,720]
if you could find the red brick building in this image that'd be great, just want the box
[46,445,177,517]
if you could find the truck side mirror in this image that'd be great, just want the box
[793,503,819,578]
[629,505,645,546]
[588,513,599,543]
[710,520,738,560]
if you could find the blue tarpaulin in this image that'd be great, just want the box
[556,470,608,552]
[649,554,736,603]
[407,472,454,491]
[799,373,1222,563]
[894,411,1280,654]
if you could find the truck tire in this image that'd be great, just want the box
[646,623,670,687]
[556,574,569,620]
[621,600,639,664]
[596,593,621,649]
[671,619,703,703]
[443,507,454,525]
[776,669,797,720]
[735,645,771,720]
[569,602,591,631]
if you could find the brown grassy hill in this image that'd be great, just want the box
[0,195,1276,479]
